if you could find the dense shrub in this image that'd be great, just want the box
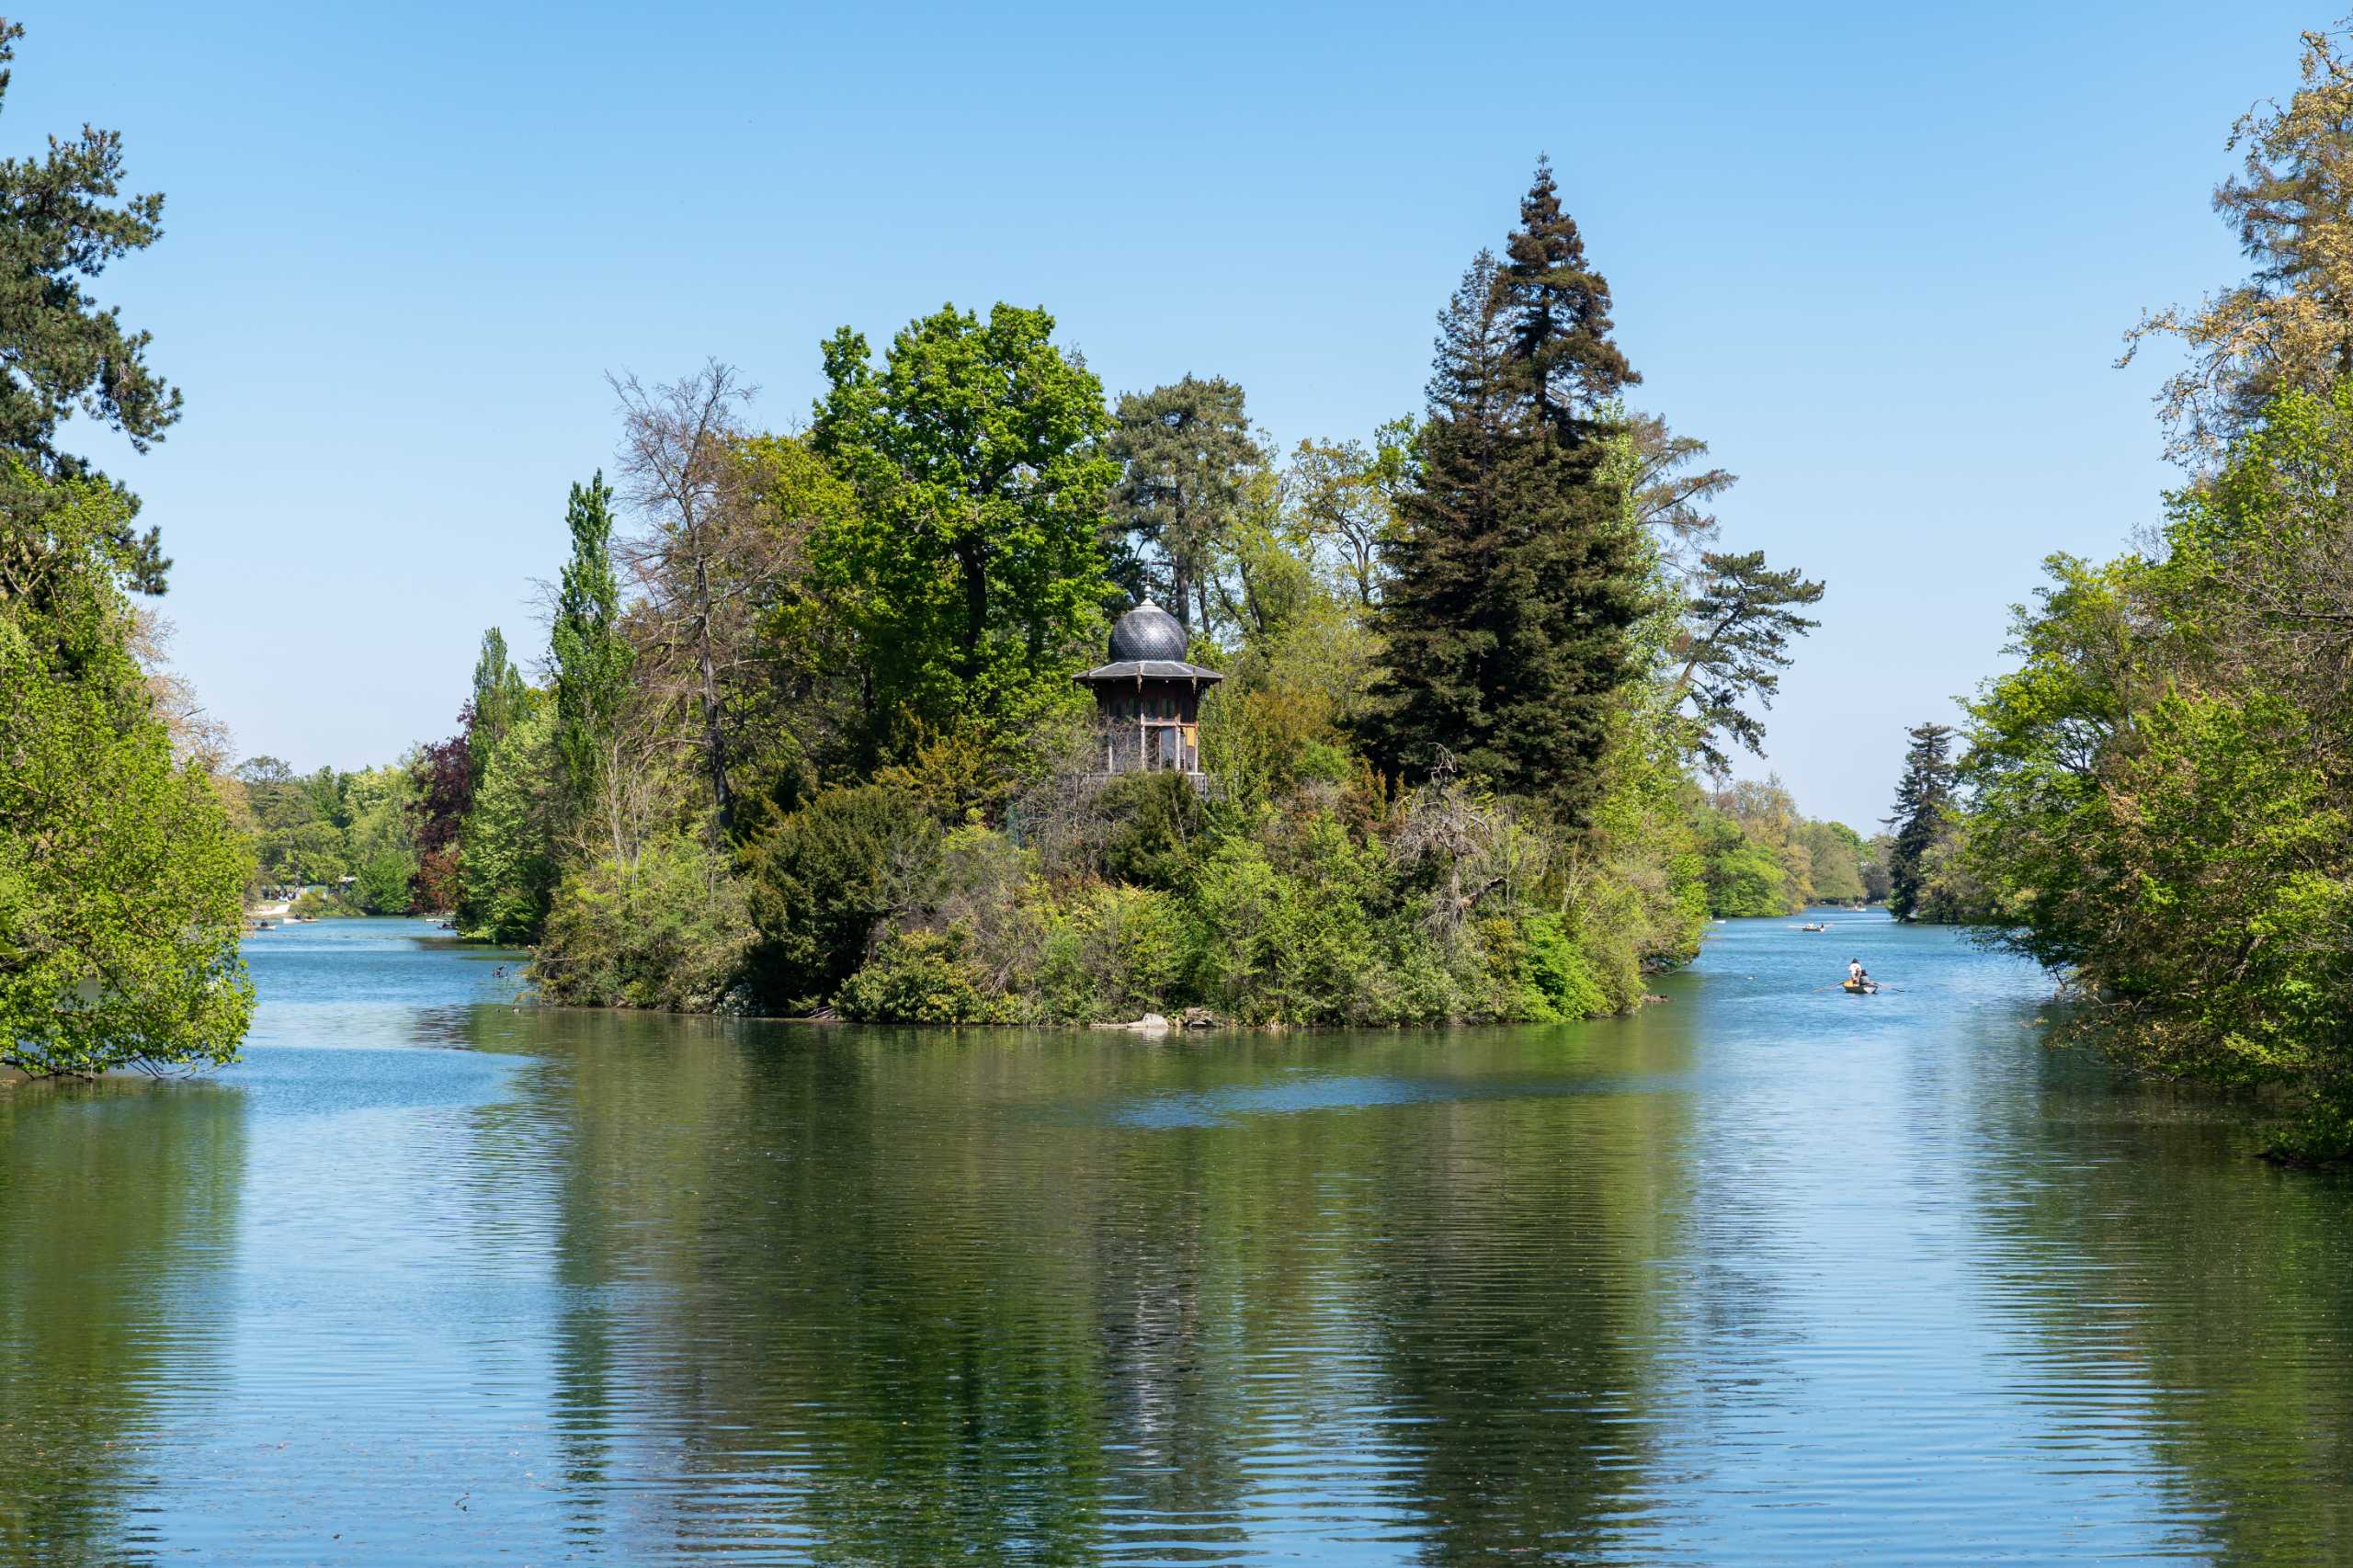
[536,832,753,1011]
[739,786,942,1010]
[835,928,1017,1024]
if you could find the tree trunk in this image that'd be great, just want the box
[957,537,988,680]
[691,548,732,837]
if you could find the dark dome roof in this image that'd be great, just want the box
[1108,599,1188,662]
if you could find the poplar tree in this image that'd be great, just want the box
[466,627,529,788]
[550,472,633,815]
[1367,161,1650,824]
[1882,722,1958,922]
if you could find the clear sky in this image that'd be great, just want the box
[24,1,2321,827]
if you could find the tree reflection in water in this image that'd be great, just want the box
[0,1079,244,1562]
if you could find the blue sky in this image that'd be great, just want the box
[26,1,2321,827]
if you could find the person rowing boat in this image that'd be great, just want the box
[1843,958,1879,994]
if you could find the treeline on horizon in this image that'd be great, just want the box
[1871,21,2353,1158]
[244,161,1859,1029]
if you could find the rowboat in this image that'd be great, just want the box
[1842,980,1879,994]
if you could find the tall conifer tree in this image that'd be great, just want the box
[1882,722,1958,921]
[1367,161,1651,824]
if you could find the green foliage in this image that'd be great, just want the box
[1363,161,1653,825]
[1961,380,2353,1153]
[259,820,349,888]
[1035,882,1188,1022]
[467,627,530,789]
[232,758,415,907]
[1690,778,1858,916]
[1671,551,1826,773]
[836,927,1016,1025]
[1106,375,1262,629]
[536,832,754,1011]
[740,786,943,1010]
[812,302,1114,757]
[374,183,1831,1036]
[1802,820,1869,905]
[0,467,250,1075]
[1491,911,1608,1022]
[0,24,180,591]
[1884,722,1960,922]
[1096,772,1205,890]
[457,703,558,943]
[550,471,634,815]
[1702,834,1788,917]
[1184,827,1392,1026]
[1289,417,1415,606]
[288,889,353,920]
[352,849,417,915]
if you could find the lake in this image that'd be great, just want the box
[4,915,2350,1564]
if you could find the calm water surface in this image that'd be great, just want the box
[5,915,2352,1564]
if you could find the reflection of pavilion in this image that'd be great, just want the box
[1074,600,1222,779]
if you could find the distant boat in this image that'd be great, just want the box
[1799,922,1827,932]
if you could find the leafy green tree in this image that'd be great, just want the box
[1883,721,1958,921]
[1106,375,1261,631]
[0,466,250,1075]
[351,848,416,915]
[1963,381,2353,1150]
[0,24,182,592]
[550,471,635,818]
[1802,820,1869,904]
[719,431,867,817]
[260,820,348,888]
[1859,834,1894,903]
[1290,416,1416,606]
[466,627,529,788]
[610,361,809,838]
[1367,161,1650,824]
[1693,778,1828,915]
[458,702,558,943]
[536,830,752,1010]
[2123,25,2353,460]
[812,303,1113,757]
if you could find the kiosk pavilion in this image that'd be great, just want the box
[1074,599,1222,779]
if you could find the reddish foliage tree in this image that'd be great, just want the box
[406,721,474,912]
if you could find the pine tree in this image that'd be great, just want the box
[1363,251,1512,785]
[550,472,634,821]
[0,23,184,593]
[1503,156,1637,438]
[1882,722,1958,921]
[1365,161,1651,824]
[1106,376,1261,632]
